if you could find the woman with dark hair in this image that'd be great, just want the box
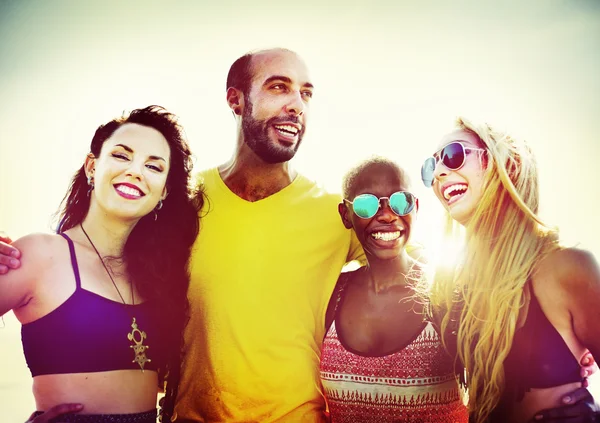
[0,105,203,423]
[320,156,468,423]
[422,118,600,423]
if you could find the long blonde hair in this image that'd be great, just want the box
[430,117,560,423]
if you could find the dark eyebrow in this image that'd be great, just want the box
[263,75,314,90]
[115,143,133,153]
[114,143,166,162]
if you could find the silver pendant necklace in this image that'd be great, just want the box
[80,223,151,371]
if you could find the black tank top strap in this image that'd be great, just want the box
[325,271,354,332]
[333,270,353,317]
[59,232,82,289]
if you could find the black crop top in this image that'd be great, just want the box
[504,288,581,395]
[21,233,166,376]
[489,286,582,421]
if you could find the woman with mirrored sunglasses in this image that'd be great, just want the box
[319,156,469,423]
[420,141,486,188]
[423,117,600,423]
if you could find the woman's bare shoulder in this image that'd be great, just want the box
[537,247,599,286]
[533,247,600,319]
[14,232,66,257]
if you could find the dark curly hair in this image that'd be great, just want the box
[55,105,203,417]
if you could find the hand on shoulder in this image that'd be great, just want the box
[0,230,19,273]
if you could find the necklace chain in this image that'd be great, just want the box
[79,223,134,306]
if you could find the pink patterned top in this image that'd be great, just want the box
[320,318,468,423]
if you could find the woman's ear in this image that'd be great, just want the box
[338,202,353,229]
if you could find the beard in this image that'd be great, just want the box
[241,99,305,164]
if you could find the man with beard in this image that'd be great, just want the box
[169,48,364,422]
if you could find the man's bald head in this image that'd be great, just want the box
[226,48,301,95]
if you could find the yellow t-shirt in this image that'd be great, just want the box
[175,168,364,422]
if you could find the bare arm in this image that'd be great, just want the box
[0,234,45,316]
[562,248,600,361]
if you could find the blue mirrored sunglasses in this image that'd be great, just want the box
[344,191,416,219]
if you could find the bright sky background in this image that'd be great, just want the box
[1,0,599,418]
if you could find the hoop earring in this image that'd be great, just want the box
[87,175,94,197]
[154,199,163,221]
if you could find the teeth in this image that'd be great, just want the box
[443,184,467,200]
[371,231,401,241]
[116,185,142,197]
[274,125,299,135]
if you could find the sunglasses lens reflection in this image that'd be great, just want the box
[441,142,465,170]
[390,192,415,215]
[352,192,415,218]
[352,194,379,219]
[421,157,436,187]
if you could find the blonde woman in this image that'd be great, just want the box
[421,118,600,423]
